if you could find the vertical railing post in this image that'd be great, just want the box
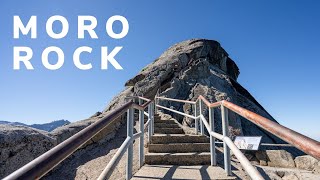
[221,105,231,175]
[138,99,144,167]
[209,107,216,166]
[152,102,155,135]
[126,107,134,180]
[148,104,152,143]
[155,91,158,112]
[194,102,199,134]
[199,99,204,135]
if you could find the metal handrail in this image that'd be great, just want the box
[156,95,320,179]
[156,96,196,104]
[221,100,320,159]
[4,96,155,180]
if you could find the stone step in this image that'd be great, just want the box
[145,152,211,165]
[152,134,210,144]
[154,123,180,128]
[154,128,184,134]
[154,119,177,124]
[149,143,210,153]
[132,165,236,180]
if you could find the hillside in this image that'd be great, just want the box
[0,119,70,132]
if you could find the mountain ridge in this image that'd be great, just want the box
[0,119,70,132]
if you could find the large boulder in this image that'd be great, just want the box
[125,39,284,144]
[266,150,296,168]
[294,155,319,171]
[0,125,55,177]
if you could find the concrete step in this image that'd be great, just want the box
[145,152,211,165]
[132,165,236,180]
[154,119,177,124]
[149,143,210,153]
[152,134,210,144]
[154,128,184,134]
[154,123,180,128]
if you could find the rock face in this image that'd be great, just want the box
[0,125,55,177]
[125,39,282,144]
[0,39,310,178]
[265,150,296,168]
[294,155,319,171]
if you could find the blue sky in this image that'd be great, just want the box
[0,1,319,140]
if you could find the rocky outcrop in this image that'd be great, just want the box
[0,125,55,176]
[124,39,282,144]
[294,155,319,171]
[265,150,296,168]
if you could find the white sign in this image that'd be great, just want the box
[234,136,262,150]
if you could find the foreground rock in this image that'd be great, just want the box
[0,125,55,177]
[295,155,319,171]
[265,150,296,168]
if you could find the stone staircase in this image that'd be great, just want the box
[145,113,212,165]
[132,113,236,179]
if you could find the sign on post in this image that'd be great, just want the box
[234,136,262,150]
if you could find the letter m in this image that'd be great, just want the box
[13,16,37,39]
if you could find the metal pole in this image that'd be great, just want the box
[126,107,134,180]
[139,100,144,167]
[209,107,216,166]
[148,104,152,142]
[155,90,158,112]
[199,99,204,135]
[194,103,199,134]
[151,102,154,135]
[221,105,231,175]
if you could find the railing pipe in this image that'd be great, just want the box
[3,101,133,180]
[209,107,216,166]
[222,100,320,160]
[194,103,199,134]
[156,104,196,119]
[223,137,264,180]
[151,102,154,135]
[143,111,149,117]
[144,119,151,131]
[199,99,204,135]
[139,101,144,167]
[98,131,142,180]
[126,107,134,180]
[156,96,196,104]
[221,105,231,175]
[97,137,131,180]
[147,104,152,142]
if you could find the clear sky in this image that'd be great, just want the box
[0,1,319,140]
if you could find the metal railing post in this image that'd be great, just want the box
[151,102,154,135]
[209,107,216,166]
[148,104,152,142]
[155,91,159,112]
[126,107,134,180]
[199,99,204,135]
[138,99,144,167]
[194,103,199,134]
[221,105,231,175]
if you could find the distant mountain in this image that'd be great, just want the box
[0,119,70,132]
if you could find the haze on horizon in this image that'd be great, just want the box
[0,1,319,141]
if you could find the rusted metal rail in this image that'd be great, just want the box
[222,100,320,159]
[156,95,320,179]
[4,96,155,180]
